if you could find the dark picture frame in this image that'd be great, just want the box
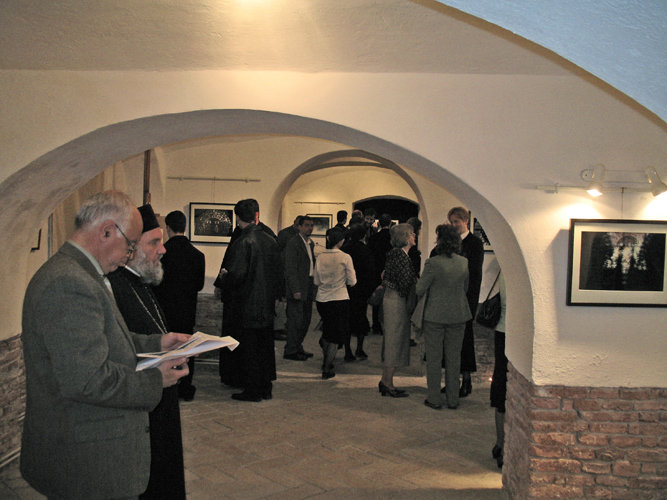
[472,216,493,252]
[189,202,236,244]
[567,219,667,307]
[31,229,41,252]
[306,214,332,236]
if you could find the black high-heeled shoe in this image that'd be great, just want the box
[377,381,406,394]
[459,379,472,398]
[378,381,408,398]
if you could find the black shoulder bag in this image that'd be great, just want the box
[476,271,502,329]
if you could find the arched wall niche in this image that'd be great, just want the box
[0,109,534,378]
[269,148,431,246]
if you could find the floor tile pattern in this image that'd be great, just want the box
[1,326,507,500]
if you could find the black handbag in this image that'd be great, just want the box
[476,271,502,329]
[367,285,385,307]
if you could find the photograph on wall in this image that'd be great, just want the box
[472,215,493,252]
[31,229,41,252]
[567,219,667,307]
[189,202,236,243]
[306,214,332,236]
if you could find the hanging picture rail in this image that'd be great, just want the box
[293,201,345,205]
[168,175,261,183]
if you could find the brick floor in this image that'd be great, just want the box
[1,321,506,500]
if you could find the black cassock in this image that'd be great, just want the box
[108,267,186,500]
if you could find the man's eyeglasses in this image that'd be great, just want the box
[115,223,136,255]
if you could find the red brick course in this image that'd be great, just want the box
[0,334,25,468]
[505,364,667,500]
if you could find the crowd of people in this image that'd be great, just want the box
[20,192,506,499]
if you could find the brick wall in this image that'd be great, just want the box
[195,293,223,336]
[194,294,223,361]
[0,334,25,469]
[504,364,667,500]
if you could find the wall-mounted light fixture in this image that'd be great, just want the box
[646,167,667,197]
[586,164,605,197]
[536,165,667,197]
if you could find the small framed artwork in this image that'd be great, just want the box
[307,214,332,236]
[31,229,41,252]
[567,219,667,307]
[189,203,236,244]
[472,216,493,252]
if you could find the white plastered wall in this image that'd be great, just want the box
[2,67,667,389]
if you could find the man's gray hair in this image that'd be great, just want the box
[74,191,136,232]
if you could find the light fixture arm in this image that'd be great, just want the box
[586,164,605,197]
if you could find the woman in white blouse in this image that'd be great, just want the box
[314,227,357,379]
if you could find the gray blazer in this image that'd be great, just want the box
[415,253,472,325]
[21,242,164,499]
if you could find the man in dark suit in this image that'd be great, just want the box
[276,215,301,254]
[216,199,281,401]
[447,207,484,397]
[109,204,186,500]
[368,214,393,334]
[334,210,348,230]
[21,191,189,500]
[153,210,206,401]
[283,215,316,361]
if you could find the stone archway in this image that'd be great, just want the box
[0,110,534,492]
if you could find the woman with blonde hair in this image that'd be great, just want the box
[378,223,418,397]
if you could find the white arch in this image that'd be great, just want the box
[1,109,534,377]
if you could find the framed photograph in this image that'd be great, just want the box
[31,229,41,252]
[307,214,332,236]
[189,202,235,244]
[472,216,493,252]
[567,219,667,307]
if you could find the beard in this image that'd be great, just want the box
[131,246,164,285]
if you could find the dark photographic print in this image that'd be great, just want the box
[567,220,667,307]
[473,216,493,252]
[189,203,235,243]
[580,232,665,291]
[306,214,332,236]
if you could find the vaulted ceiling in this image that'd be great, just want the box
[0,0,569,75]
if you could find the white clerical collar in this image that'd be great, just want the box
[124,265,141,277]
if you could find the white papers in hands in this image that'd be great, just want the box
[136,332,239,371]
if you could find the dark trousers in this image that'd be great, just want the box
[460,319,477,373]
[349,299,370,338]
[284,282,315,355]
[219,303,244,387]
[237,326,276,396]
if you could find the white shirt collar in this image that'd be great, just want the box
[69,240,105,276]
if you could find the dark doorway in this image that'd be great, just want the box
[354,197,419,223]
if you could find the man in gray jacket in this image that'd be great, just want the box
[21,191,190,500]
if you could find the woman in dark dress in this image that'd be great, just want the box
[342,223,378,360]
